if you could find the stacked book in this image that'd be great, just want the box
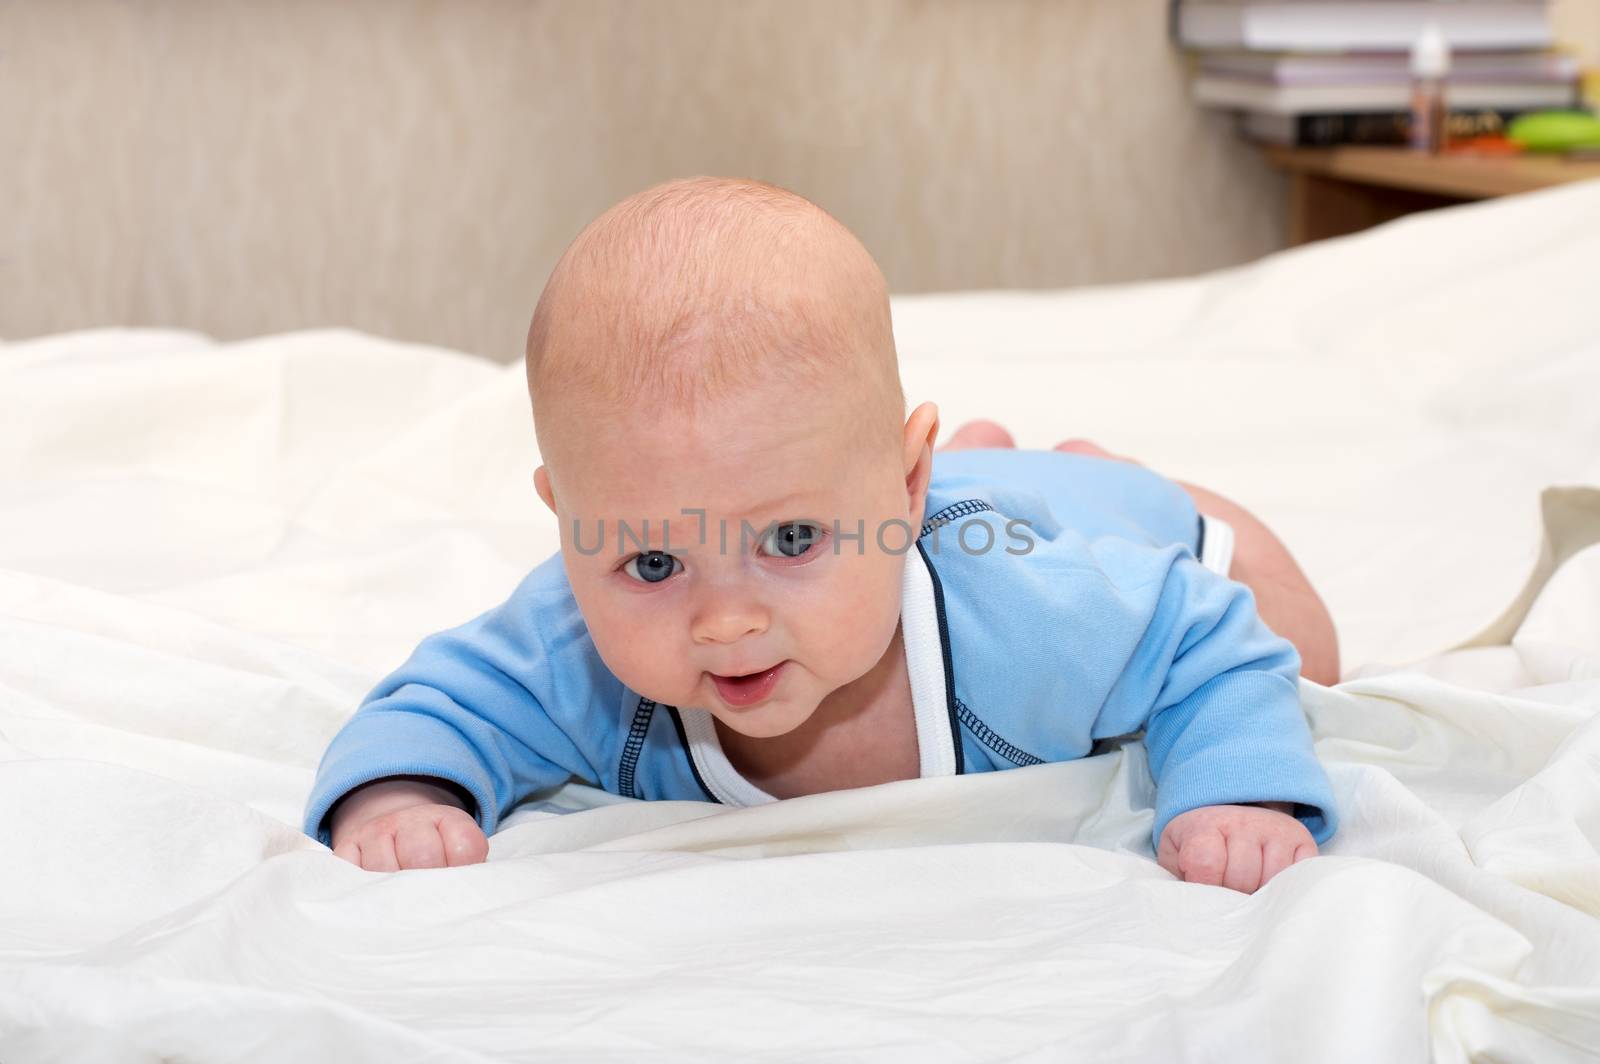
[1173,1,1582,146]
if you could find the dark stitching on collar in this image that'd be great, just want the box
[920,499,994,539]
[955,698,1044,767]
[617,696,656,799]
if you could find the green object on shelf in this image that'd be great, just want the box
[1507,110,1600,152]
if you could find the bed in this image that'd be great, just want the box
[3,180,1599,1062]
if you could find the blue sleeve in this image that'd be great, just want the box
[300,561,614,848]
[1080,537,1338,850]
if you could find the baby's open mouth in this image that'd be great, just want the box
[710,662,787,708]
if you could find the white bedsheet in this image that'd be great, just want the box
[3,180,1600,1061]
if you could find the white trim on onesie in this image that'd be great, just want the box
[1198,513,1236,578]
[677,543,958,805]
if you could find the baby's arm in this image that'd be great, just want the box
[303,561,601,869]
[1080,537,1337,891]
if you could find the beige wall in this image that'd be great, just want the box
[3,1,1595,362]
[1562,0,1600,66]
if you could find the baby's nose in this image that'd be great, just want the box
[690,592,769,646]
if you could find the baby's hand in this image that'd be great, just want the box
[328,777,489,872]
[1156,802,1315,893]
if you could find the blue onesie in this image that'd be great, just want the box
[302,449,1338,851]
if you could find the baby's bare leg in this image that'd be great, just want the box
[1171,479,1340,685]
[1053,439,1341,686]
[939,418,1015,451]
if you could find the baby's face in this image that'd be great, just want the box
[541,382,926,739]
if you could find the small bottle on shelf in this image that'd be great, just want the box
[1409,24,1450,154]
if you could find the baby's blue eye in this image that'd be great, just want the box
[761,522,823,558]
[625,551,680,584]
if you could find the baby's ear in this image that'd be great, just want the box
[902,401,939,517]
[533,466,558,514]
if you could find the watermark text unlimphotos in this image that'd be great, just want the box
[568,509,1035,557]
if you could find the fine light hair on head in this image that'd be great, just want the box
[525,176,905,461]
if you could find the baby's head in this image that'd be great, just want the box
[526,177,939,740]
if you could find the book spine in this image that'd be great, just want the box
[1287,109,1525,146]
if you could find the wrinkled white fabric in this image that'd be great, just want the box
[3,183,1600,1061]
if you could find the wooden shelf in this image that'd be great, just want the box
[1260,145,1600,245]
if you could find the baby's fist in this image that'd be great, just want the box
[332,802,489,872]
[1157,803,1315,893]
[327,775,488,872]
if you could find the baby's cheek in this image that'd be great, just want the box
[801,552,901,673]
[587,610,685,695]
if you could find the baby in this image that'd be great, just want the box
[304,177,1339,894]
